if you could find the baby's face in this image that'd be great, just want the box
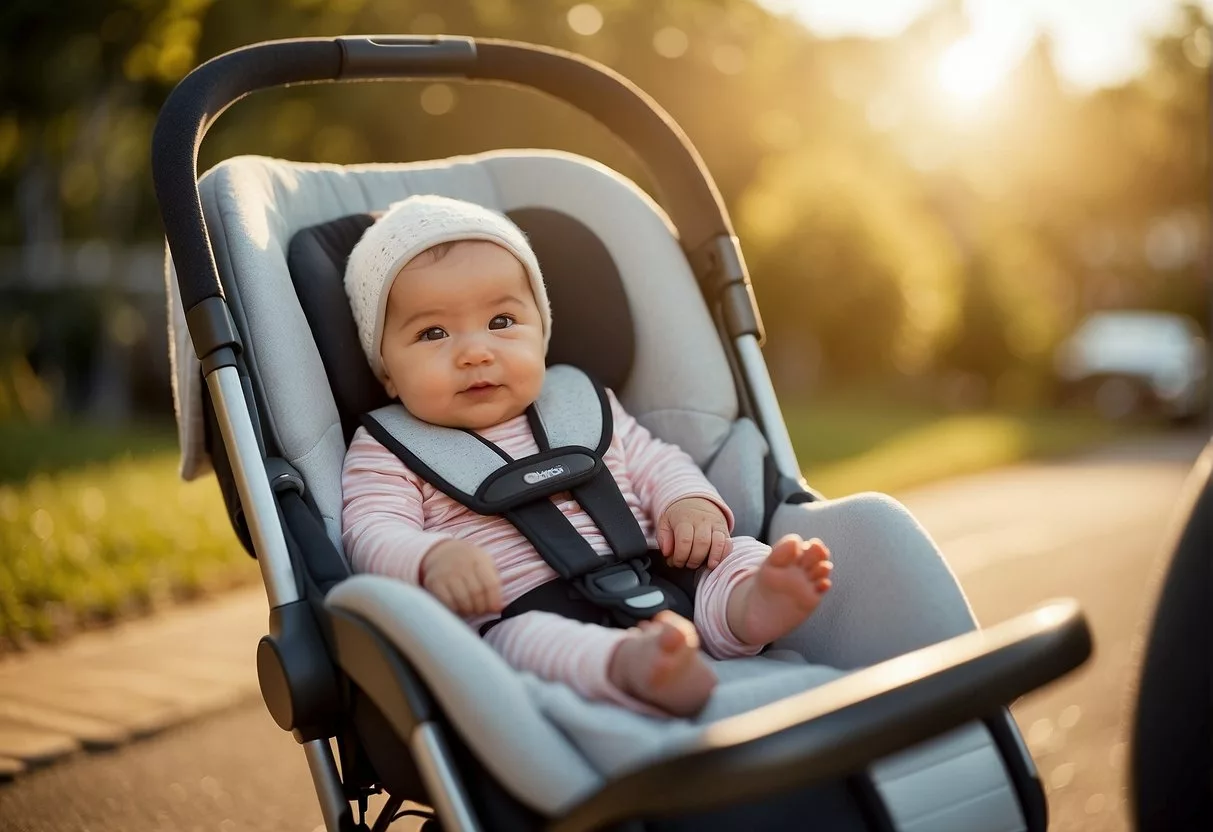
[379,240,545,429]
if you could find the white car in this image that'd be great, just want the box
[1054,311,1208,422]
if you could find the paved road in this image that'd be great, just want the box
[898,433,1207,832]
[0,432,1205,832]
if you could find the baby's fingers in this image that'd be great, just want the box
[707,529,731,569]
[693,522,714,564]
[430,581,458,614]
[476,561,504,612]
[448,577,475,616]
[656,523,673,558]
[667,521,696,567]
[461,575,489,616]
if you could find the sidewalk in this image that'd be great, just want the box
[0,586,268,781]
[0,431,1203,784]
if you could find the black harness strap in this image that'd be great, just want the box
[362,366,701,633]
[481,551,697,636]
[504,499,608,577]
[571,468,650,561]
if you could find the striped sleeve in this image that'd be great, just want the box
[607,391,734,531]
[340,426,454,586]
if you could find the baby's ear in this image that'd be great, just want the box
[383,374,399,400]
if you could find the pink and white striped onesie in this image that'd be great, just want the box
[340,389,771,713]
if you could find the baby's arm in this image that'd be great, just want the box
[609,391,735,532]
[340,426,454,585]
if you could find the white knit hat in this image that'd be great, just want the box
[343,194,550,381]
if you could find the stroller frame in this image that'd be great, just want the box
[153,36,1092,832]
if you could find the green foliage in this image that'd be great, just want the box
[0,418,177,483]
[1,0,1207,392]
[0,441,254,651]
[0,0,1191,647]
[739,146,964,379]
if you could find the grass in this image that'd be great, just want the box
[0,421,257,652]
[0,419,180,484]
[785,398,1123,497]
[0,400,1127,652]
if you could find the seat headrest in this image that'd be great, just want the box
[287,207,636,443]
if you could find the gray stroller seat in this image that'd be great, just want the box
[156,36,1091,832]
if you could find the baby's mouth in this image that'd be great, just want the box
[461,381,501,395]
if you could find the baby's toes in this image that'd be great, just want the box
[653,612,698,650]
[806,560,833,582]
[768,535,802,567]
[802,538,830,562]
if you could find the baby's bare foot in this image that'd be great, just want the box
[609,611,717,717]
[726,535,833,647]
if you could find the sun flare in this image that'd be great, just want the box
[937,37,1008,103]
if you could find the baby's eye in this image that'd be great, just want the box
[417,327,447,342]
[489,314,515,330]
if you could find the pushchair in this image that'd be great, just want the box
[154,36,1092,832]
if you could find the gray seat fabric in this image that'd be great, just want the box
[326,574,848,814]
[327,492,1021,829]
[168,150,742,548]
[168,151,1023,829]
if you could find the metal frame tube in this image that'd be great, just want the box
[735,334,802,483]
[205,364,299,608]
[409,723,482,832]
[304,739,352,832]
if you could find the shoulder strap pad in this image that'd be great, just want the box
[531,365,612,455]
[361,365,612,503]
[362,405,508,497]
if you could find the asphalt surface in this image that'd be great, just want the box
[898,433,1206,832]
[0,431,1205,832]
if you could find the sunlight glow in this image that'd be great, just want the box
[763,0,1213,91]
[936,37,1008,102]
[567,4,603,36]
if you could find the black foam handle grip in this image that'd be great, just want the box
[153,39,344,315]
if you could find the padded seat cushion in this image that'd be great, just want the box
[170,150,741,544]
[326,574,849,815]
[287,208,637,444]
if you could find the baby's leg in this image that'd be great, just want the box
[608,611,717,717]
[483,609,716,717]
[696,535,833,658]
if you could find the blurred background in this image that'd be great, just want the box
[0,4,1210,828]
[0,0,1209,647]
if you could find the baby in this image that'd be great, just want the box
[340,195,833,717]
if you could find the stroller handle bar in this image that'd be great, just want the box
[152,36,755,361]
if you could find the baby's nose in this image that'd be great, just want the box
[457,338,494,365]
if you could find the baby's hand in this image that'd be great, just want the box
[657,497,732,570]
[421,539,503,617]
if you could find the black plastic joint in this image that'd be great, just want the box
[701,235,747,293]
[690,235,766,343]
[265,457,305,497]
[721,281,765,343]
[336,36,476,79]
[257,601,342,740]
[185,297,242,362]
[199,346,239,376]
